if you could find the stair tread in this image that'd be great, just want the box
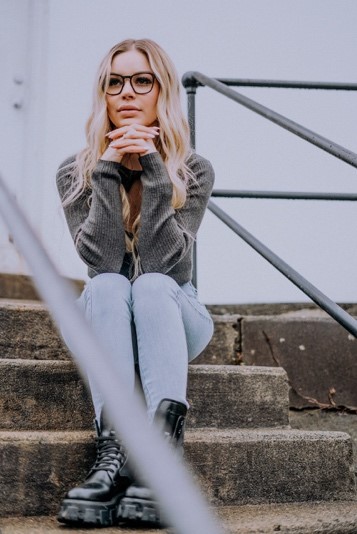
[0,427,350,442]
[0,357,286,374]
[0,298,237,321]
[1,501,357,533]
[0,298,44,309]
[187,427,350,441]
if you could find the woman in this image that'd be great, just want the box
[56,38,215,528]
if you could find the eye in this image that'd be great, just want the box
[108,76,123,87]
[134,75,153,86]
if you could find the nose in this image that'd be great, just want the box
[121,78,135,97]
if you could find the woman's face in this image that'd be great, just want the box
[106,49,159,129]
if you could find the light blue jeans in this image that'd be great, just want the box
[74,272,214,422]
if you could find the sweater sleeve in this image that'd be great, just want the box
[56,158,127,273]
[137,152,215,274]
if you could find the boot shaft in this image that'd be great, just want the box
[154,399,187,447]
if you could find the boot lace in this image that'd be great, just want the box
[90,435,126,476]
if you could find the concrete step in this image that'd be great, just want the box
[0,429,353,517]
[0,299,65,360]
[187,428,355,505]
[0,273,84,301]
[0,274,41,301]
[0,360,289,430]
[240,309,357,409]
[0,299,238,364]
[2,501,357,533]
[290,409,357,475]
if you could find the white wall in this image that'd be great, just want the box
[0,0,31,273]
[3,0,357,303]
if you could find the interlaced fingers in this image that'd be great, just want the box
[90,435,126,475]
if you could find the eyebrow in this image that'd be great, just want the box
[109,71,155,76]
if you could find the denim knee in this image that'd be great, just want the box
[132,273,178,305]
[87,273,131,295]
[83,273,132,321]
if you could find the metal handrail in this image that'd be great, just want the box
[182,71,357,168]
[0,174,224,534]
[184,72,357,337]
[212,190,357,201]
[208,199,357,338]
[185,78,357,91]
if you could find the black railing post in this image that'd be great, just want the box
[182,73,199,286]
[182,72,200,149]
[187,87,196,149]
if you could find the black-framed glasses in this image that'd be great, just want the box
[106,72,156,95]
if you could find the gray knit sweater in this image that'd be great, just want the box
[56,151,215,284]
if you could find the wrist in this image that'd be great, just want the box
[100,147,124,163]
[141,147,158,156]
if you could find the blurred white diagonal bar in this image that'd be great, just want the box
[0,174,225,534]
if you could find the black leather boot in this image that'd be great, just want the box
[58,413,132,527]
[118,398,187,526]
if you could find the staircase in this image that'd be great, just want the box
[0,276,357,533]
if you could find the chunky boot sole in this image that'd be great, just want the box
[58,493,124,527]
[118,496,163,526]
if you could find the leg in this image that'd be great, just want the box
[132,273,188,420]
[58,413,132,527]
[118,274,213,526]
[132,273,214,420]
[77,273,136,421]
[118,398,187,525]
[57,273,135,527]
[177,280,214,363]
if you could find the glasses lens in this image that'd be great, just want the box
[107,75,124,95]
[132,73,154,94]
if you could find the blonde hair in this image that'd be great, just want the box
[63,38,193,279]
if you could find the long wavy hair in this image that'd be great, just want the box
[62,38,193,279]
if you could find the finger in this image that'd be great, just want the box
[110,139,156,156]
[109,145,151,156]
[122,127,159,140]
[122,132,158,141]
[107,124,158,136]
[109,138,156,149]
[107,124,159,140]
[121,146,152,154]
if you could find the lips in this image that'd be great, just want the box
[118,105,141,112]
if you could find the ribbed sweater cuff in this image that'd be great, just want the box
[95,159,123,180]
[139,152,172,188]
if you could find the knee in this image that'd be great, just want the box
[86,273,131,299]
[132,273,178,303]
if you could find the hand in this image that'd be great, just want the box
[100,124,159,163]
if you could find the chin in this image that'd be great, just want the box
[119,118,146,128]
